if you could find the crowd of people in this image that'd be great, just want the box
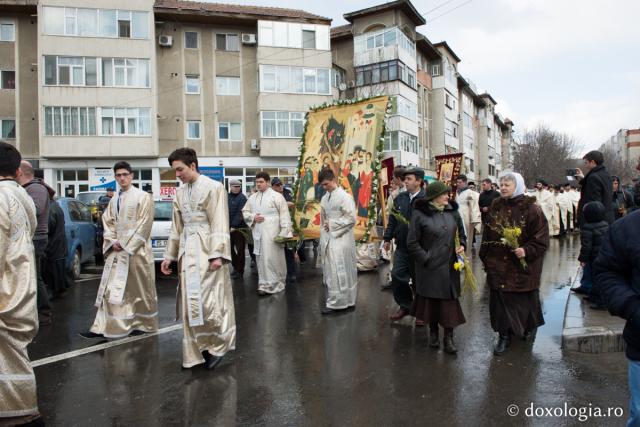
[1,140,639,426]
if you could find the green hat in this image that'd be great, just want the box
[425,180,450,201]
[403,167,425,180]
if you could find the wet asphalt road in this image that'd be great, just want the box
[29,234,629,427]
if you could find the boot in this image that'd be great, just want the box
[493,334,511,356]
[443,329,457,354]
[429,324,440,348]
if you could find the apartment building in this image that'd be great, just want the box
[331,0,424,168]
[415,34,440,174]
[603,128,640,166]
[0,0,332,196]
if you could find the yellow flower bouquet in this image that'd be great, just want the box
[486,218,527,269]
[454,231,478,295]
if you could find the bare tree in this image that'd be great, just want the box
[512,124,580,187]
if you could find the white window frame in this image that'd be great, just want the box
[184,31,198,49]
[218,122,242,141]
[101,57,149,88]
[260,111,305,139]
[44,106,97,136]
[0,22,15,42]
[42,7,149,39]
[0,118,16,139]
[216,76,240,96]
[215,33,239,51]
[185,75,200,94]
[186,121,201,140]
[257,20,329,50]
[99,107,151,137]
[260,65,331,95]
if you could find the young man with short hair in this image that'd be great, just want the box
[478,178,500,226]
[318,168,358,314]
[161,148,236,370]
[575,150,614,225]
[242,171,293,295]
[82,161,158,339]
[0,142,44,427]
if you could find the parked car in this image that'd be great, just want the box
[151,200,173,262]
[57,197,101,279]
[77,191,107,216]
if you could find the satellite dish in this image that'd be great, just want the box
[338,83,347,91]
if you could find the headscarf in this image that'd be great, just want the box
[498,170,526,199]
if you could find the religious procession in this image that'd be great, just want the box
[1,95,639,426]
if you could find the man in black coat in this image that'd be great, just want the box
[593,210,640,427]
[45,196,70,298]
[228,179,248,279]
[575,150,614,225]
[383,167,426,324]
[478,178,500,226]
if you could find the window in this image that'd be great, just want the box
[44,56,104,86]
[302,30,315,49]
[186,75,200,94]
[431,63,441,77]
[1,119,15,139]
[185,31,198,49]
[355,60,415,89]
[216,33,239,51]
[354,27,415,56]
[261,111,305,138]
[102,58,149,87]
[1,71,15,89]
[42,7,149,39]
[392,96,417,122]
[44,107,96,136]
[445,93,454,109]
[100,107,150,136]
[260,65,331,95]
[218,122,241,141]
[0,23,15,41]
[385,131,418,154]
[187,121,201,139]
[216,76,240,95]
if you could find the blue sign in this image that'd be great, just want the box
[90,179,117,191]
[200,167,224,182]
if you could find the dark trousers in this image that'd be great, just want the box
[285,248,297,280]
[230,230,247,274]
[34,238,51,312]
[391,249,414,310]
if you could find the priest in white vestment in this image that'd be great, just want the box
[242,172,292,296]
[161,148,236,370]
[557,187,574,234]
[83,162,158,339]
[455,175,481,253]
[0,142,43,426]
[318,169,358,314]
[535,180,556,236]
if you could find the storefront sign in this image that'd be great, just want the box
[90,168,116,191]
[200,167,224,182]
[160,186,177,199]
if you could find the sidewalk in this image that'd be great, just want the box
[562,284,626,353]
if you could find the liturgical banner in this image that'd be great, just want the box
[294,96,389,240]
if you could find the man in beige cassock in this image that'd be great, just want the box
[0,142,44,427]
[161,148,235,370]
[556,186,574,235]
[455,174,481,253]
[242,172,292,296]
[81,161,158,339]
[318,169,358,314]
[535,180,556,236]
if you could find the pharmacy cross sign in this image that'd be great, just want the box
[99,177,107,183]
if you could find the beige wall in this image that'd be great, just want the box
[16,14,38,157]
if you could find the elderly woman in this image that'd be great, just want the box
[408,181,466,354]
[479,171,550,356]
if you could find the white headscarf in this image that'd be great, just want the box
[498,170,526,198]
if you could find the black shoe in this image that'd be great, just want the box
[257,290,268,296]
[429,330,440,348]
[493,334,511,355]
[79,331,104,340]
[589,304,606,311]
[571,287,589,295]
[380,281,393,291]
[321,307,336,315]
[582,295,592,302]
[129,330,146,337]
[522,329,537,341]
[443,334,457,354]
[205,354,224,370]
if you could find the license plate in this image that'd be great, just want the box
[152,239,167,248]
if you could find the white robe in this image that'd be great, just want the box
[557,192,574,232]
[0,180,38,419]
[165,175,236,368]
[320,187,358,309]
[91,186,158,338]
[457,188,481,252]
[535,189,556,236]
[242,188,292,294]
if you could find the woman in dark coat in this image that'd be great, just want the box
[408,181,466,354]
[479,171,549,356]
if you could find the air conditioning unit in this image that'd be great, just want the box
[241,34,256,44]
[159,35,173,47]
[250,139,259,150]
[347,80,356,88]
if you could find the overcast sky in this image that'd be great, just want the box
[225,0,640,153]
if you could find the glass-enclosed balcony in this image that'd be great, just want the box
[353,27,416,70]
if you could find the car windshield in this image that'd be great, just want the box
[154,201,173,221]
[77,192,105,205]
